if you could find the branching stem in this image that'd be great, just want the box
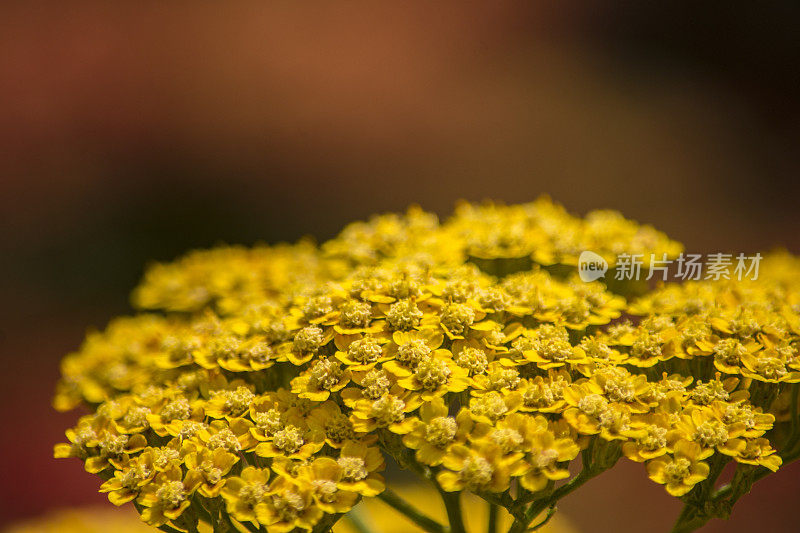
[377,488,448,533]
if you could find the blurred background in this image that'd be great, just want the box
[1,1,799,531]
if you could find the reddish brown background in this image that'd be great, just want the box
[1,1,799,531]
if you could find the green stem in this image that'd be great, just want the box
[529,467,592,517]
[529,505,556,531]
[507,469,590,533]
[487,500,499,533]
[509,440,612,533]
[235,518,262,533]
[670,508,706,533]
[670,454,730,533]
[377,488,448,533]
[191,496,216,528]
[512,480,552,507]
[312,513,343,533]
[345,507,374,533]
[672,440,800,533]
[156,525,185,533]
[438,489,467,533]
[478,491,522,521]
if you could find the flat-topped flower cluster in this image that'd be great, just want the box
[55,198,800,533]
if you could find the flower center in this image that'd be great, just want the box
[755,357,787,379]
[238,482,267,508]
[370,396,406,426]
[491,428,524,453]
[460,457,493,490]
[161,399,191,423]
[664,458,692,483]
[691,381,729,405]
[253,409,283,435]
[294,326,325,354]
[156,480,186,509]
[440,303,475,335]
[221,386,255,415]
[415,358,451,390]
[578,394,608,417]
[694,421,729,448]
[361,368,391,399]
[397,340,432,368]
[207,429,241,451]
[640,426,668,450]
[455,347,488,375]
[200,460,223,485]
[273,426,305,453]
[348,337,383,364]
[325,414,355,443]
[425,417,458,447]
[340,300,373,328]
[273,490,306,521]
[532,448,559,470]
[312,479,339,503]
[387,299,423,330]
[309,357,344,390]
[337,456,368,481]
[470,392,509,422]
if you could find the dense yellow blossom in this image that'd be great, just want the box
[3,486,580,533]
[54,199,800,533]
[646,440,710,496]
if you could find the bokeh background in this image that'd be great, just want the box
[1,1,799,531]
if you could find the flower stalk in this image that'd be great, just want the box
[377,488,447,533]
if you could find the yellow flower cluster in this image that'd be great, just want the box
[55,199,800,533]
[3,486,578,533]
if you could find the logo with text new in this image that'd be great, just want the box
[578,251,608,282]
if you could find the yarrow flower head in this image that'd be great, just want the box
[54,199,800,533]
